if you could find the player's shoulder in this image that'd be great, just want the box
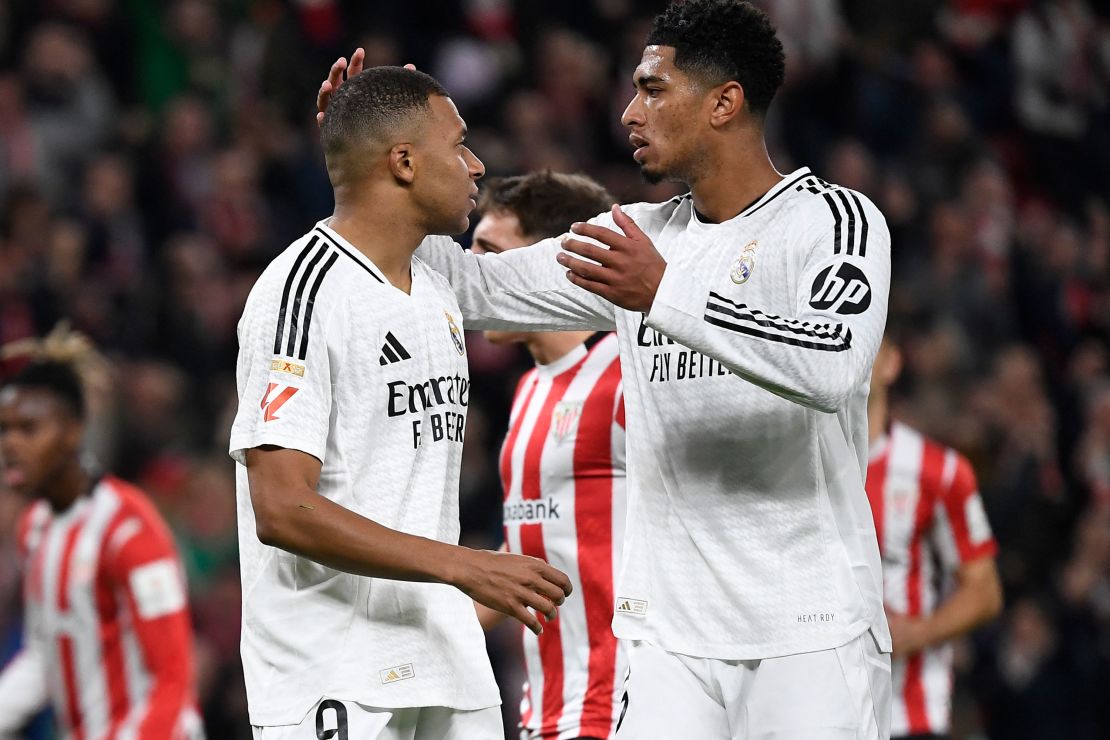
[598,196,690,233]
[585,331,621,368]
[413,238,463,296]
[97,476,176,550]
[782,173,888,243]
[892,421,975,495]
[246,225,375,312]
[16,500,51,557]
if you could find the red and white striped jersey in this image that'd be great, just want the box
[499,333,626,740]
[866,421,997,737]
[0,476,202,739]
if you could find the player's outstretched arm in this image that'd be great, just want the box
[0,646,49,733]
[247,446,571,635]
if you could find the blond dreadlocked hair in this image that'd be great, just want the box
[1,323,112,418]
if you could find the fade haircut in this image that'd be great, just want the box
[477,172,614,240]
[321,66,450,165]
[647,0,786,116]
[4,361,85,420]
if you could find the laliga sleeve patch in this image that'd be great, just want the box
[128,558,186,620]
[964,495,992,545]
[809,262,871,315]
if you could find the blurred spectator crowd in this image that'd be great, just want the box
[0,0,1106,737]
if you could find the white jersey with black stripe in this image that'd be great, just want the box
[229,220,499,726]
[416,167,892,660]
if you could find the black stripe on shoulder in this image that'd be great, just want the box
[286,242,330,356]
[273,237,319,355]
[834,190,857,256]
[314,228,385,283]
[297,252,340,360]
[821,193,843,255]
[848,191,869,257]
[743,171,811,218]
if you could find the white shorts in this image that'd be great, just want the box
[251,698,503,740]
[615,631,891,740]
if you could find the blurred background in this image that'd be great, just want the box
[0,0,1106,737]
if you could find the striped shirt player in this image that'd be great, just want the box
[866,421,998,737]
[0,476,203,739]
[500,333,626,740]
[229,221,500,729]
[417,167,893,719]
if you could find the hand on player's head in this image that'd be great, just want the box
[315,49,417,126]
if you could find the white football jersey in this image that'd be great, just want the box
[230,220,499,726]
[416,167,893,660]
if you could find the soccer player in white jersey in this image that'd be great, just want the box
[0,334,203,739]
[231,67,572,740]
[318,2,893,736]
[866,332,1002,739]
[468,172,628,740]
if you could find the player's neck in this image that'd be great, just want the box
[42,463,90,513]
[526,331,595,366]
[329,200,423,293]
[688,137,782,223]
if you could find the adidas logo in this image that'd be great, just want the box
[615,597,648,616]
[379,332,412,366]
[379,663,415,684]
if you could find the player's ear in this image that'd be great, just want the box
[879,343,903,385]
[61,413,84,453]
[389,143,416,185]
[708,81,745,128]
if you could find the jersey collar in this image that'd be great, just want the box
[736,167,811,219]
[314,219,392,286]
[535,342,588,378]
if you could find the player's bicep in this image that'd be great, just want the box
[934,456,997,568]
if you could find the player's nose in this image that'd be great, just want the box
[465,147,485,181]
[621,94,644,128]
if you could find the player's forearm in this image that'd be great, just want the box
[475,600,508,630]
[645,298,878,412]
[919,575,1003,649]
[416,237,614,331]
[254,485,470,586]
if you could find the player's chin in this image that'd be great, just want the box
[434,214,473,237]
[638,162,667,185]
[484,330,522,345]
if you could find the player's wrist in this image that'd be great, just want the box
[436,544,472,588]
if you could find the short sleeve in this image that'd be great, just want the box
[229,278,341,465]
[932,454,998,570]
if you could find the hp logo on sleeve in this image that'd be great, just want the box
[809,262,871,315]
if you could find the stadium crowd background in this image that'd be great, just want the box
[0,0,1106,737]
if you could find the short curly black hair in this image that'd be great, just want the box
[321,66,450,163]
[647,0,786,116]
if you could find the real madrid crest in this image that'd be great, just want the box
[445,311,465,355]
[730,240,758,284]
